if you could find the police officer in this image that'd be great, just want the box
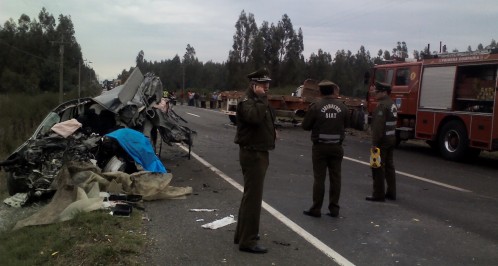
[366,81,397,202]
[302,80,349,218]
[233,68,276,254]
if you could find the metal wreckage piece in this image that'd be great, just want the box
[0,67,194,202]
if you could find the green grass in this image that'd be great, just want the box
[0,90,146,265]
[0,210,146,265]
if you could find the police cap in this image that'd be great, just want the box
[318,80,338,95]
[375,81,391,92]
[318,80,338,89]
[247,68,271,82]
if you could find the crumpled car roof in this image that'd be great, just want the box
[0,67,194,200]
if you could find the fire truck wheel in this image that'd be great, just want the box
[350,109,364,130]
[355,109,365,130]
[438,120,469,161]
[229,115,237,124]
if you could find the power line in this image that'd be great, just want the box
[0,38,58,65]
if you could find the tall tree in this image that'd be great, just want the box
[392,41,408,59]
[306,49,332,80]
[136,50,145,70]
[228,10,258,89]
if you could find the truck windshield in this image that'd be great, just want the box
[375,68,394,84]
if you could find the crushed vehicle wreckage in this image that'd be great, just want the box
[0,67,195,205]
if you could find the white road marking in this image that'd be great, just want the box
[186,112,200,117]
[344,156,472,193]
[176,144,354,266]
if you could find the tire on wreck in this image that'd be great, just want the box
[7,173,28,196]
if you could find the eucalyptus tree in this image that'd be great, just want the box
[228,10,258,89]
[306,49,333,80]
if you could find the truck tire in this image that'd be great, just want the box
[348,109,356,129]
[438,120,469,161]
[229,115,237,124]
[350,109,358,129]
[355,109,365,130]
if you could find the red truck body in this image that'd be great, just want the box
[367,49,498,161]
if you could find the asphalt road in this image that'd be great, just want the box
[143,104,498,266]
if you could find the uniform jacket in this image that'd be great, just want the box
[234,88,276,151]
[371,95,397,147]
[301,95,349,144]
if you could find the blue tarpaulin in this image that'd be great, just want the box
[106,128,166,173]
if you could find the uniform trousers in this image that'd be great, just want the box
[371,144,396,199]
[310,143,343,215]
[234,148,269,248]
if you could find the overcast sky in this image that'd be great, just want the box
[1,0,497,81]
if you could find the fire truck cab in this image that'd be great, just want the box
[367,49,498,161]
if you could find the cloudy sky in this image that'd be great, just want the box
[1,0,497,81]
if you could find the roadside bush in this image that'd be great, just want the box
[0,93,60,157]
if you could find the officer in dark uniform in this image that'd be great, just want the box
[233,68,276,254]
[366,81,397,202]
[302,80,349,218]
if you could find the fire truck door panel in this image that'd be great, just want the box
[392,68,409,114]
[415,111,435,139]
[419,66,456,110]
[469,115,492,146]
[392,66,420,115]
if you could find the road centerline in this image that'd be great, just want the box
[186,112,200,117]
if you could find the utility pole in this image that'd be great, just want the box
[182,63,185,105]
[59,38,64,104]
[52,35,68,104]
[79,59,92,101]
[78,59,81,104]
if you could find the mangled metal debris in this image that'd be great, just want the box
[0,67,194,203]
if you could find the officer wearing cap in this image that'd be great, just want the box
[366,81,397,202]
[302,80,349,218]
[233,67,276,254]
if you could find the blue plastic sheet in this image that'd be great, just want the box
[106,128,166,173]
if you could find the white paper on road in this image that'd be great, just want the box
[201,215,236,229]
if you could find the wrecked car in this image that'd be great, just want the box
[0,67,194,198]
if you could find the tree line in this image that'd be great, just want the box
[1,8,496,99]
[0,8,98,96]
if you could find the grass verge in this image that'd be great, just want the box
[0,208,146,265]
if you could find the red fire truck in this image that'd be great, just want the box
[367,49,498,161]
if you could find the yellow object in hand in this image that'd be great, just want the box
[370,147,381,168]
